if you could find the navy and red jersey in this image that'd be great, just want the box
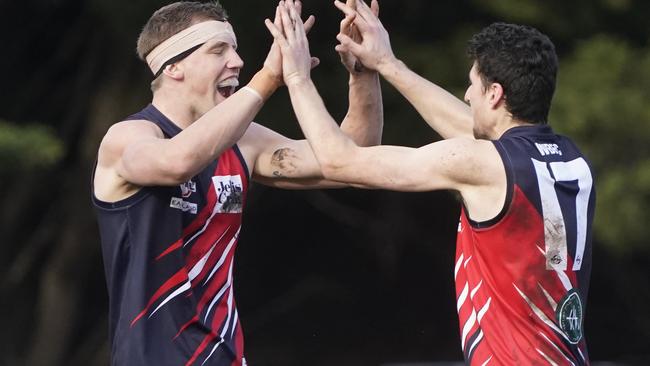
[455,125,595,365]
[93,104,250,366]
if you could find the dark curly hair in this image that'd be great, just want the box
[467,22,558,125]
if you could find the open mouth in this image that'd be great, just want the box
[217,78,239,98]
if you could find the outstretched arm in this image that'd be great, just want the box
[264,1,480,189]
[338,0,383,147]
[263,2,507,224]
[334,0,473,140]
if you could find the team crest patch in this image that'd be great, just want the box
[212,175,243,213]
[179,180,196,198]
[556,289,583,344]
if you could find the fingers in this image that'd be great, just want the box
[278,2,296,41]
[287,1,306,39]
[371,0,379,16]
[282,0,305,43]
[335,0,370,34]
[355,0,377,23]
[273,1,314,41]
[274,4,282,29]
[304,15,316,34]
[295,0,302,16]
[334,0,356,18]
[264,18,289,48]
[339,13,356,35]
[336,33,364,55]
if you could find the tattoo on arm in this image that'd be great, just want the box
[270,148,299,178]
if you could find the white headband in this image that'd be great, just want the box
[145,20,238,76]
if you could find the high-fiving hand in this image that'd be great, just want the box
[336,0,379,74]
[334,0,395,72]
[263,0,319,84]
[265,0,314,87]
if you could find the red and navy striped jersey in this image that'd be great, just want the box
[455,125,595,365]
[93,104,249,366]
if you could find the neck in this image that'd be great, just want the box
[152,87,203,129]
[491,111,534,139]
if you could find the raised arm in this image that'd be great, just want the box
[338,0,383,147]
[241,0,381,189]
[334,0,473,140]
[95,40,284,202]
[265,1,507,222]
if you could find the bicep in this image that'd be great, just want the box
[242,123,354,189]
[102,121,185,186]
[244,123,321,179]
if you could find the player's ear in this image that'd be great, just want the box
[163,63,184,81]
[488,82,505,109]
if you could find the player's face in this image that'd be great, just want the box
[464,63,492,140]
[182,37,244,114]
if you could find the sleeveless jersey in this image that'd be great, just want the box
[455,125,595,365]
[93,104,250,366]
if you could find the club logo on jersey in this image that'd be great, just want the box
[179,180,197,198]
[212,175,243,213]
[556,289,583,344]
[535,143,563,156]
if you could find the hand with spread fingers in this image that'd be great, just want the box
[265,0,314,87]
[336,0,379,74]
[263,0,319,84]
[334,0,395,72]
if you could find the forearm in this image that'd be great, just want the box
[340,72,383,146]
[168,69,278,179]
[169,93,261,177]
[286,79,357,172]
[378,59,473,139]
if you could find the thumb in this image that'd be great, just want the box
[310,57,320,69]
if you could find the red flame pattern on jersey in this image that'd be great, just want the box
[455,185,589,366]
[130,148,247,366]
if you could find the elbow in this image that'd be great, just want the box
[318,146,354,181]
[319,159,341,181]
[162,149,198,184]
[168,164,194,184]
[169,155,198,184]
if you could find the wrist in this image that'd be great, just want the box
[246,67,282,101]
[285,75,312,89]
[349,70,379,85]
[376,55,401,76]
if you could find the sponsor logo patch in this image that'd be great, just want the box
[212,175,243,213]
[170,197,198,214]
[535,143,563,157]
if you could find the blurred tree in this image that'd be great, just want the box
[0,121,64,174]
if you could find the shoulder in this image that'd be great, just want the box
[422,137,503,187]
[423,137,499,166]
[97,119,163,167]
[104,119,163,141]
